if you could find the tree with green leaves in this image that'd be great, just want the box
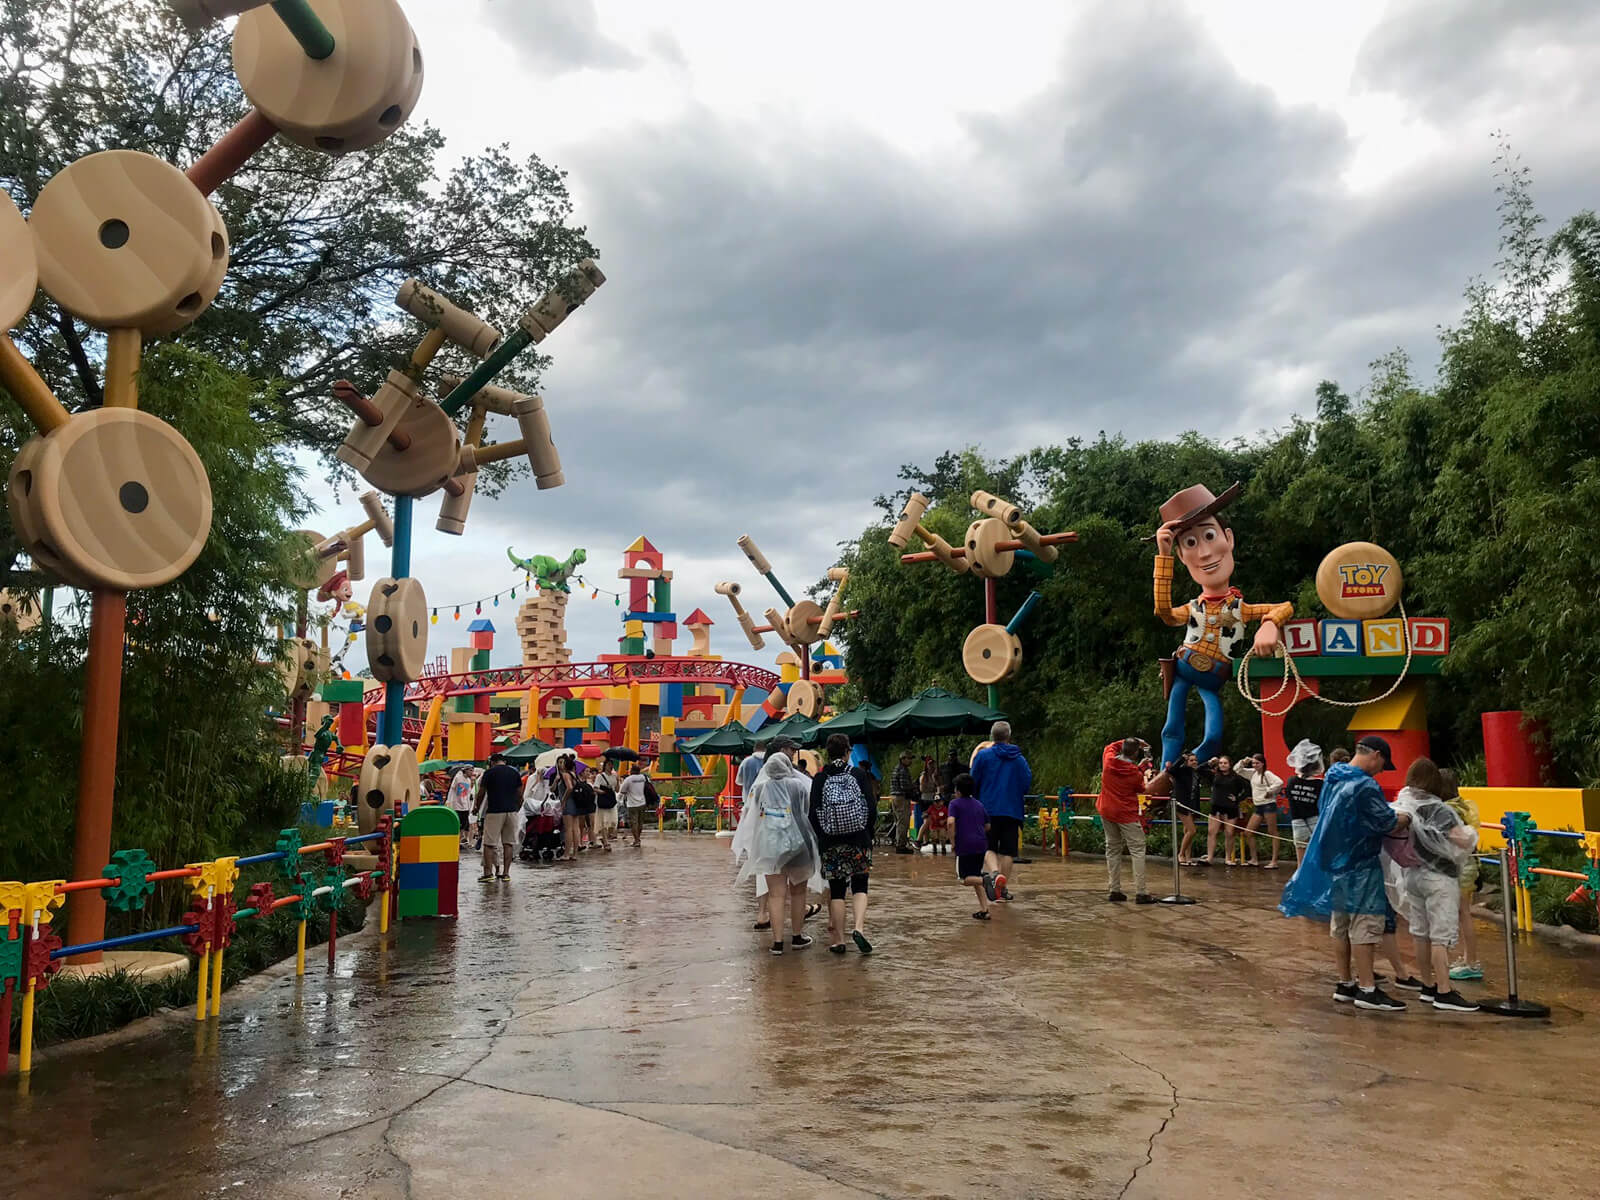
[838,155,1600,788]
[0,0,597,463]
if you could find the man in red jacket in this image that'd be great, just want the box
[1098,737,1155,903]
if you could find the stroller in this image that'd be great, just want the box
[519,794,564,862]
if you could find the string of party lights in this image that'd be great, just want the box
[427,574,624,624]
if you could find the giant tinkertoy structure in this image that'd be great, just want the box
[889,490,1077,702]
[332,263,604,839]
[716,534,857,721]
[0,0,432,960]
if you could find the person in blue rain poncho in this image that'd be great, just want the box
[1279,736,1413,1012]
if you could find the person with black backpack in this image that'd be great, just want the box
[810,732,877,955]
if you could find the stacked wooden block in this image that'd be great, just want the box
[516,589,571,665]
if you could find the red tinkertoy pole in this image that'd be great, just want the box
[66,590,129,961]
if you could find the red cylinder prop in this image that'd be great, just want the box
[1483,711,1551,787]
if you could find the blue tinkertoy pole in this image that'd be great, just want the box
[1005,591,1042,635]
[381,495,414,747]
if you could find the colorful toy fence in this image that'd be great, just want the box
[0,819,394,1075]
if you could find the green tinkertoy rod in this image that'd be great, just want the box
[736,535,795,608]
[439,260,605,416]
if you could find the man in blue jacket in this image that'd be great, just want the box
[972,721,1031,902]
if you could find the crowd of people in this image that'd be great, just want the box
[421,719,1487,1014]
[728,722,1036,956]
[1101,732,1485,1013]
[440,751,661,882]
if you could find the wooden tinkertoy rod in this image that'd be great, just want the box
[751,609,861,635]
[900,531,1078,564]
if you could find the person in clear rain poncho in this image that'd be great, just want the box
[732,738,822,955]
[1393,759,1480,1012]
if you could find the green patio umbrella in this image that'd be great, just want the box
[750,712,822,748]
[418,759,453,773]
[681,720,756,755]
[501,736,555,763]
[813,702,882,741]
[863,687,1005,740]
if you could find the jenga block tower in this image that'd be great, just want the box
[516,589,572,666]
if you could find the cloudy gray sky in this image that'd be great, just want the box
[308,0,1600,676]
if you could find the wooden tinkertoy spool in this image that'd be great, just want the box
[963,623,1023,686]
[7,408,214,591]
[785,678,822,718]
[366,576,428,682]
[357,742,419,835]
[964,517,1017,580]
[890,491,967,573]
[30,150,229,336]
[279,636,330,701]
[230,0,424,156]
[0,191,36,331]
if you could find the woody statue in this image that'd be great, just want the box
[1149,484,1291,785]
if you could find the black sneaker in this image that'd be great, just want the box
[1354,987,1406,1012]
[1419,985,1437,1005]
[1135,893,1156,905]
[791,934,813,949]
[1107,891,1128,902]
[1391,976,1424,991]
[1333,981,1359,1003]
[828,943,847,954]
[982,873,997,902]
[770,941,784,956]
[1432,989,1480,1013]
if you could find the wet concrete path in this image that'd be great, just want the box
[4,838,1597,1199]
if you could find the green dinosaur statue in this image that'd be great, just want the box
[507,546,588,593]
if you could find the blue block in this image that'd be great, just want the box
[625,611,676,623]
[397,862,440,890]
[1320,619,1362,656]
[661,683,682,718]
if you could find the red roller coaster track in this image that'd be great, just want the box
[396,657,781,703]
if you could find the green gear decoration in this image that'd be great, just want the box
[275,828,305,884]
[0,931,22,988]
[100,848,158,913]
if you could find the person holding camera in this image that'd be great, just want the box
[1098,737,1156,903]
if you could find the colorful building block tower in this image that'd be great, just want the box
[446,619,495,761]
[618,536,675,656]
[395,805,461,919]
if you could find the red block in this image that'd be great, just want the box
[338,701,365,746]
[435,859,459,918]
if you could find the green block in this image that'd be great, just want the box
[396,889,436,918]
[563,698,584,718]
[399,806,464,838]
[622,637,645,655]
[654,579,672,612]
[1242,655,1443,680]
[470,648,490,671]
[320,678,365,703]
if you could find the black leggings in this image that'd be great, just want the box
[829,874,869,900]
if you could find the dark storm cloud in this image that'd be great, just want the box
[442,0,1600,664]
[1355,0,1600,121]
[482,0,639,73]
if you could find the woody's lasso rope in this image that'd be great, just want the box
[1235,601,1415,717]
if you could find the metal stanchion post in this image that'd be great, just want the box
[1159,796,1196,905]
[1483,847,1548,1018]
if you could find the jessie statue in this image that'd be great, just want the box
[1151,483,1292,774]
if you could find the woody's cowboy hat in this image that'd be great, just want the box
[1144,482,1242,540]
